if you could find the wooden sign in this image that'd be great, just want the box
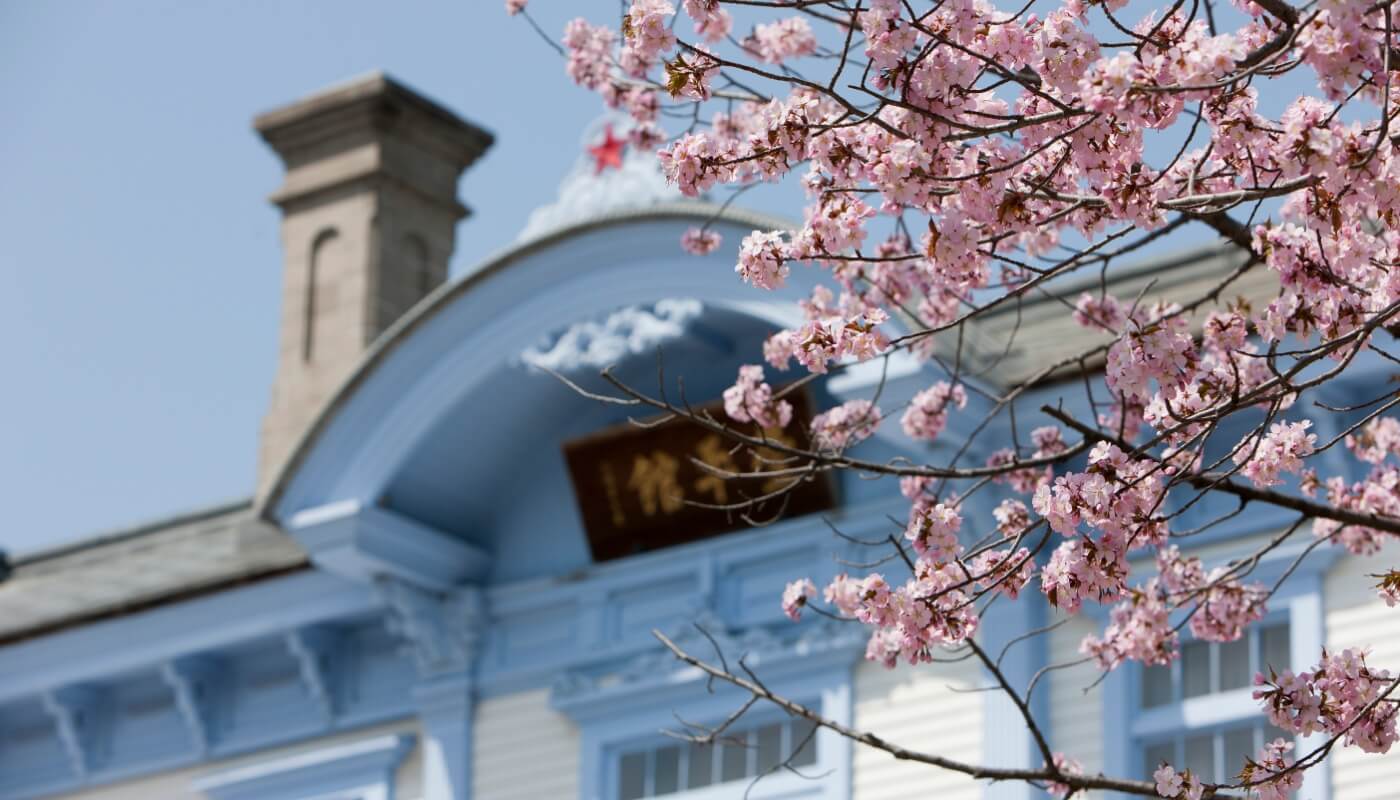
[563,390,836,562]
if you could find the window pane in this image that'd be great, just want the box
[1261,624,1291,676]
[687,743,713,789]
[654,746,680,795]
[1223,727,1255,783]
[1183,641,1212,698]
[1264,724,1294,750]
[1184,734,1216,782]
[790,718,818,767]
[1220,637,1251,692]
[1142,665,1174,707]
[1143,741,1176,778]
[620,752,647,800]
[756,723,783,774]
[721,736,749,782]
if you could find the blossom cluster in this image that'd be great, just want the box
[781,578,816,621]
[722,365,792,429]
[1243,738,1303,800]
[1235,420,1316,489]
[1254,648,1398,754]
[679,226,721,255]
[1158,547,1268,643]
[901,382,968,442]
[744,17,816,64]
[1152,764,1203,800]
[681,0,730,42]
[1308,465,1399,556]
[517,0,1400,786]
[987,426,1066,494]
[1034,442,1170,612]
[809,399,881,452]
[1081,584,1176,670]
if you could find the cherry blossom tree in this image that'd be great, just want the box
[507,0,1400,796]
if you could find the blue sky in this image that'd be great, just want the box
[0,1,641,554]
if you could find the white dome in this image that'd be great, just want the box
[517,115,683,242]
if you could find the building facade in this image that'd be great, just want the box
[0,74,1396,800]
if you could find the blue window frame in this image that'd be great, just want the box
[1100,526,1338,800]
[1133,617,1293,784]
[613,713,821,800]
[556,644,856,800]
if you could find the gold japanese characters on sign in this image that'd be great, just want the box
[563,390,836,561]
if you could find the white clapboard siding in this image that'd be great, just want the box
[1047,612,1105,789]
[1324,543,1400,800]
[851,657,984,800]
[473,689,580,800]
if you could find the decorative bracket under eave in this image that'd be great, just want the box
[286,626,339,723]
[376,577,486,680]
[162,655,221,757]
[42,685,98,780]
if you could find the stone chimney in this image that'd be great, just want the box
[254,73,493,493]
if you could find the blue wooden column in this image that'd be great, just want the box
[978,593,1049,800]
[377,579,486,800]
[415,674,474,800]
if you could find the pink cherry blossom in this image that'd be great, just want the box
[736,230,790,290]
[623,0,677,62]
[658,132,719,197]
[1082,584,1177,670]
[905,502,962,563]
[781,578,816,620]
[723,364,793,429]
[1046,753,1083,798]
[763,330,796,370]
[682,0,732,42]
[680,226,721,255]
[664,48,719,101]
[746,17,816,64]
[810,400,881,451]
[1152,763,1203,800]
[1158,547,1268,643]
[1244,739,1303,800]
[1378,571,1400,608]
[901,382,968,442]
[971,546,1036,599]
[1347,417,1400,465]
[1236,420,1317,489]
[562,19,615,91]
[1255,648,1398,754]
[1073,292,1126,332]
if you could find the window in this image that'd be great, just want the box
[1142,722,1292,785]
[616,717,819,800]
[557,625,854,800]
[1136,620,1293,783]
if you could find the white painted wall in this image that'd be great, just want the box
[1046,611,1104,782]
[471,689,579,800]
[1324,541,1400,800]
[52,719,421,800]
[850,657,983,800]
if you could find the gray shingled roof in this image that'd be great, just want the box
[0,501,306,643]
